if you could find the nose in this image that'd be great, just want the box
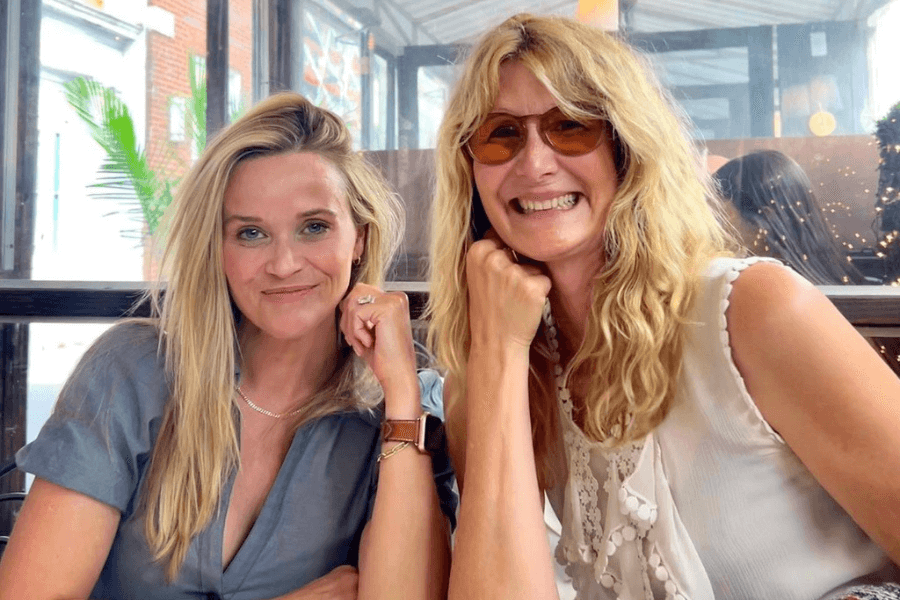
[265,238,303,278]
[513,122,557,181]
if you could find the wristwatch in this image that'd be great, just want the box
[382,412,445,454]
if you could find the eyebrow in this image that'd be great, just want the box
[223,208,339,226]
[485,106,563,118]
[487,108,531,117]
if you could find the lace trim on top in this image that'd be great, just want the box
[543,302,714,600]
[715,256,786,444]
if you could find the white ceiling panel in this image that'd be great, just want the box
[357,0,890,45]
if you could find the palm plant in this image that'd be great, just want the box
[64,57,244,239]
[186,55,207,161]
[63,77,176,236]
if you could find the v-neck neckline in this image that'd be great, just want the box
[216,417,316,589]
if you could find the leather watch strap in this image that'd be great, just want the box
[382,412,444,454]
[381,419,419,444]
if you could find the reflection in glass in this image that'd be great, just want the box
[301,1,363,147]
[21,0,900,293]
[370,53,390,151]
[418,65,459,149]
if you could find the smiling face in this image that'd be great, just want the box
[472,61,618,274]
[222,152,364,342]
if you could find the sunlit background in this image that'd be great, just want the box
[7,0,900,449]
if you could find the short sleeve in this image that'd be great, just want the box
[16,321,169,515]
[417,368,445,419]
[418,369,458,530]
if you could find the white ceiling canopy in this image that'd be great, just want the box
[347,0,891,46]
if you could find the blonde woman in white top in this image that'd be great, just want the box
[428,13,900,600]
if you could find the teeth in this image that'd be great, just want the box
[519,193,578,214]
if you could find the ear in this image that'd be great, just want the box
[353,224,367,263]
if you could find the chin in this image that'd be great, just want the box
[524,240,604,267]
[510,237,578,258]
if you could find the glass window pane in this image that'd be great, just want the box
[18,321,114,488]
[26,321,113,442]
[417,65,458,150]
[301,1,364,147]
[647,47,750,140]
[28,0,223,282]
[17,0,900,292]
[357,0,900,287]
[370,53,390,151]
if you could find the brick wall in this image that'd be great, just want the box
[146,0,253,179]
[143,0,252,278]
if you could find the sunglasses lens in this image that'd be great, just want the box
[467,109,607,164]
[467,115,525,165]
[543,110,606,156]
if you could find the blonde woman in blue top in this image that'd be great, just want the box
[0,93,454,600]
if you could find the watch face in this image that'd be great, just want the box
[424,414,446,454]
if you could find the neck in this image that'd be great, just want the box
[237,319,340,412]
[545,254,603,354]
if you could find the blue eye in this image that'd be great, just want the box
[303,221,330,236]
[237,227,264,241]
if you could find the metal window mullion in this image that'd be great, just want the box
[207,0,229,143]
[2,0,22,272]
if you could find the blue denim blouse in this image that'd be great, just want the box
[17,320,456,600]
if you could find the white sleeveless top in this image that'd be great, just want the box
[545,257,898,600]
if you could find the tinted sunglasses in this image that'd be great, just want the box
[466,107,608,165]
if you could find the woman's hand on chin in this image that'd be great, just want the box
[340,283,420,416]
[466,231,552,353]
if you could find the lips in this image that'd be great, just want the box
[516,193,579,214]
[262,284,316,296]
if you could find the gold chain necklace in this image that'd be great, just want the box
[236,386,304,419]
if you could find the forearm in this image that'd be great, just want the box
[448,345,558,600]
[358,388,451,600]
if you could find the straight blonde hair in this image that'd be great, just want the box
[427,14,732,489]
[143,92,403,579]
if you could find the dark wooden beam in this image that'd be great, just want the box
[0,0,41,536]
[0,282,430,322]
[268,0,295,93]
[207,0,229,140]
[1,281,900,328]
[0,283,151,321]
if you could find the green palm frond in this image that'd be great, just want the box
[187,55,207,159]
[63,77,175,235]
[64,59,236,239]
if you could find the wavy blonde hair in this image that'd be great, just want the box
[143,92,403,579]
[427,14,732,488]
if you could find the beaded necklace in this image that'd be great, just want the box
[541,300,627,446]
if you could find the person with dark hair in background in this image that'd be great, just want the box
[715,149,867,285]
[715,149,900,376]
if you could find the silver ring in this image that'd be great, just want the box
[357,294,376,305]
